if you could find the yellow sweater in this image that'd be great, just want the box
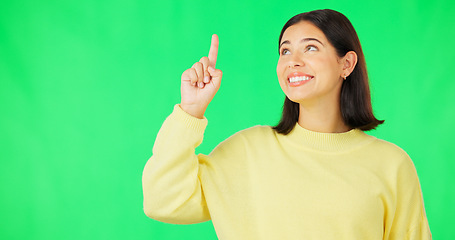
[142,105,432,240]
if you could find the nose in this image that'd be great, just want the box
[287,54,304,68]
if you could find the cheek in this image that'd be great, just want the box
[276,60,285,79]
[322,56,342,74]
[276,61,287,90]
[313,57,339,78]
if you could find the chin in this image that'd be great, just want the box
[283,88,312,102]
[280,83,316,103]
[285,95,309,104]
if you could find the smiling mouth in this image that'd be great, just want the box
[288,75,313,83]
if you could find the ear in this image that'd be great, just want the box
[341,51,358,79]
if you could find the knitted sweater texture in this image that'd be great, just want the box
[142,105,432,239]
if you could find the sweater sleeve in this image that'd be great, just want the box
[388,152,432,240]
[142,104,211,224]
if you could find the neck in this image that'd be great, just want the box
[297,99,351,133]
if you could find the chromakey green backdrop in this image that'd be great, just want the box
[1,0,454,239]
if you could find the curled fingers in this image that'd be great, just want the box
[191,57,211,89]
[191,62,205,88]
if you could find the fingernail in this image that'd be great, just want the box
[204,76,210,83]
[198,82,204,88]
[208,66,215,72]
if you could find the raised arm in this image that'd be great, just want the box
[142,35,223,224]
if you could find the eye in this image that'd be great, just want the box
[281,48,291,55]
[306,45,318,52]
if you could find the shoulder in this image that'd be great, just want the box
[231,125,279,145]
[210,125,276,152]
[366,136,416,170]
[368,137,409,157]
[235,125,275,137]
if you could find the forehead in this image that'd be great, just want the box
[281,21,327,44]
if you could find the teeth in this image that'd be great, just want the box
[289,76,312,83]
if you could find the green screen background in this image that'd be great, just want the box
[1,0,454,239]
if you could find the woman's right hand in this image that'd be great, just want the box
[180,34,222,119]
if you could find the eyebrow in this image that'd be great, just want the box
[279,38,324,49]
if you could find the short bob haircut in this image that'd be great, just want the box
[273,9,384,134]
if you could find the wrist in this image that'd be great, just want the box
[179,103,207,119]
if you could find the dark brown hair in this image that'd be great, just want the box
[273,9,384,134]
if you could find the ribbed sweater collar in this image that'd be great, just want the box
[284,123,373,152]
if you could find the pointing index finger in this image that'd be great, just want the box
[208,34,219,68]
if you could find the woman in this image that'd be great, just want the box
[142,9,431,239]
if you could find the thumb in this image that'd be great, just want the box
[208,66,222,87]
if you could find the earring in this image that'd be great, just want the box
[343,75,347,80]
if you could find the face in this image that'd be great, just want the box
[277,21,345,105]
